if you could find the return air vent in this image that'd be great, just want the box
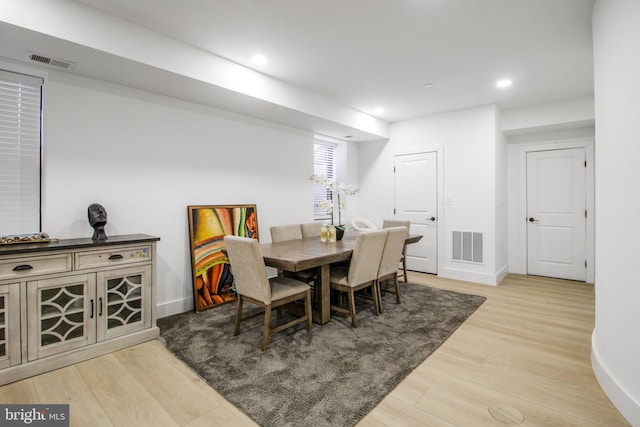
[27,52,76,70]
[452,231,483,264]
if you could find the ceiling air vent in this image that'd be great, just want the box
[27,52,76,71]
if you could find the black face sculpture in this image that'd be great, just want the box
[88,203,108,240]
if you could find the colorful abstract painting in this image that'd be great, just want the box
[187,205,258,311]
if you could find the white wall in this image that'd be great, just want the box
[591,0,640,424]
[501,95,595,134]
[501,96,597,279]
[359,105,508,285]
[334,138,361,225]
[494,110,508,278]
[505,136,595,281]
[40,70,330,317]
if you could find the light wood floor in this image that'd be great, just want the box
[0,274,630,426]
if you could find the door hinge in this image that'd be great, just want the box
[585,161,587,167]
[393,166,396,173]
[393,208,396,214]
[585,210,587,218]
[585,260,587,268]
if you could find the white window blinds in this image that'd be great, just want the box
[0,70,43,235]
[313,142,335,221]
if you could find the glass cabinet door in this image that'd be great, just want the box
[0,283,20,369]
[97,265,151,341]
[27,274,96,361]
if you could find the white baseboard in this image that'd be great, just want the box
[508,262,526,275]
[591,332,639,426]
[439,266,506,286]
[495,265,509,284]
[157,297,193,318]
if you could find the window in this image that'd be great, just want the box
[0,69,43,235]
[313,141,335,221]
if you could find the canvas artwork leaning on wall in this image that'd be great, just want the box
[187,204,258,311]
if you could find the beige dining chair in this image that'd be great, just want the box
[376,226,409,312]
[329,229,387,327]
[270,224,303,242]
[382,219,411,283]
[224,235,312,351]
[300,222,323,238]
[270,223,317,301]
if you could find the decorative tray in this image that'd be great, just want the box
[0,233,55,245]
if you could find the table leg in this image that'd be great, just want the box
[318,264,331,324]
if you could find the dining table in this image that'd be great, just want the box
[260,233,422,324]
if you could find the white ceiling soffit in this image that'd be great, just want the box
[0,0,389,142]
[65,0,594,120]
[0,0,595,139]
[26,52,76,71]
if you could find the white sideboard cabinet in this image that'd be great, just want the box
[0,234,160,385]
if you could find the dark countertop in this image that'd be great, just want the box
[0,234,160,256]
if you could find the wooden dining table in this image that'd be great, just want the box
[260,233,422,324]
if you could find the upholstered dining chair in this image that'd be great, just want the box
[382,219,411,283]
[300,222,323,239]
[376,226,409,312]
[329,229,387,327]
[270,224,303,242]
[270,223,318,301]
[224,235,312,351]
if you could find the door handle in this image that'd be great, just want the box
[428,217,436,222]
[528,217,539,223]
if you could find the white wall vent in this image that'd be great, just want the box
[27,52,76,71]
[452,231,483,263]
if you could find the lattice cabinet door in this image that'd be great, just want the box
[96,265,152,341]
[0,283,20,369]
[27,274,97,361]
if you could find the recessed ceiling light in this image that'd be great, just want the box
[424,83,433,88]
[496,79,513,88]
[251,55,268,65]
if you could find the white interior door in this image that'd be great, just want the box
[394,152,437,274]
[527,148,586,281]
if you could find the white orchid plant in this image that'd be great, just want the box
[309,174,360,230]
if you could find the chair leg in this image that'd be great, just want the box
[348,288,358,328]
[402,254,408,283]
[376,280,384,314]
[305,290,313,331]
[233,297,243,336]
[372,281,380,316]
[262,304,272,351]
[394,275,401,304]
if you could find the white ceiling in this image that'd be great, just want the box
[0,0,596,140]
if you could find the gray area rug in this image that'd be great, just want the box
[158,283,485,427]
